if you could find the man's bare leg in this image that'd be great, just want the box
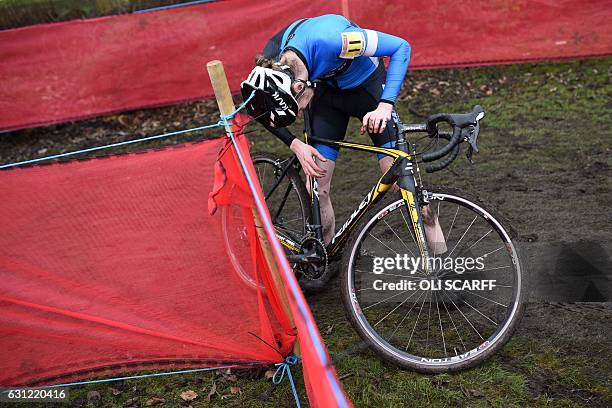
[306,158,336,245]
[378,157,447,254]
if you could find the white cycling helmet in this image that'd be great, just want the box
[240,65,299,128]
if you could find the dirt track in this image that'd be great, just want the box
[1,58,610,407]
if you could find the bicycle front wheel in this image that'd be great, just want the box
[341,187,525,372]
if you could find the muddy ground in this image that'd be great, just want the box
[1,58,610,407]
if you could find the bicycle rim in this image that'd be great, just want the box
[344,191,523,370]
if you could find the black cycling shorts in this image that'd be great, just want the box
[309,62,396,161]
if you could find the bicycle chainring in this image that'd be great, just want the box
[297,237,328,280]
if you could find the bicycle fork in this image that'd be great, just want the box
[391,158,433,274]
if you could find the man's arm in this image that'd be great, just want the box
[361,30,411,105]
[334,27,411,105]
[261,122,296,147]
[260,121,327,178]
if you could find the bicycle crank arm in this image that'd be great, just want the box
[286,252,322,264]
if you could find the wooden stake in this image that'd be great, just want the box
[206,61,299,355]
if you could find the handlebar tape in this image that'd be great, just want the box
[425,141,460,173]
[421,125,462,162]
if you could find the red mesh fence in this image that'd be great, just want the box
[230,126,351,407]
[0,135,298,386]
[0,131,350,405]
[1,0,610,131]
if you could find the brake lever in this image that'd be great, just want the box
[463,122,480,164]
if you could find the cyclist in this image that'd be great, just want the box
[241,14,446,254]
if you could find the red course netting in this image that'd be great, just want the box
[0,131,349,406]
[1,0,610,131]
[0,135,293,385]
[228,128,351,407]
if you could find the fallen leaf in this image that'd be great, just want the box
[325,324,334,335]
[230,386,242,394]
[87,391,101,402]
[123,398,136,407]
[145,397,165,406]
[180,390,198,401]
[221,371,238,382]
[468,389,484,398]
[264,370,275,379]
[109,387,122,396]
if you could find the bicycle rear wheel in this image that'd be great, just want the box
[221,153,310,290]
[251,152,310,247]
[341,186,525,372]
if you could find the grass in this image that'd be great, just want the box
[6,57,611,407]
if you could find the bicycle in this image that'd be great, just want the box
[245,105,525,372]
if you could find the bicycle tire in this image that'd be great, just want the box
[340,186,526,372]
[251,152,311,243]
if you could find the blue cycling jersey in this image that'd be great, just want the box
[280,14,411,104]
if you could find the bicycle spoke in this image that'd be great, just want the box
[425,289,434,352]
[363,288,413,310]
[383,218,417,259]
[450,291,498,326]
[441,293,466,352]
[464,228,493,253]
[405,289,429,350]
[435,292,447,357]
[447,215,477,258]
[368,232,402,256]
[279,217,304,224]
[374,287,422,327]
[387,290,426,342]
[462,289,508,308]
[441,290,484,341]
[481,245,504,258]
[445,206,459,242]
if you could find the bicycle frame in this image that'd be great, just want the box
[266,129,434,272]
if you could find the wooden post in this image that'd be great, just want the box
[206,61,299,355]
